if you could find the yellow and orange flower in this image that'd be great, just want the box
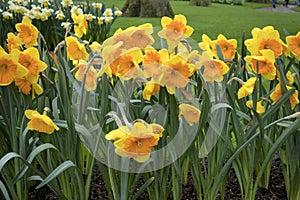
[286,31,300,60]
[162,54,195,94]
[74,60,99,91]
[106,121,164,163]
[72,13,88,38]
[199,34,213,53]
[244,26,283,57]
[270,84,299,110]
[158,14,194,51]
[142,81,160,101]
[15,47,47,77]
[111,47,144,80]
[197,51,229,82]
[178,104,201,126]
[143,47,168,80]
[237,77,257,99]
[244,49,276,80]
[15,17,39,48]
[7,32,22,52]
[212,34,237,60]
[15,75,43,98]
[246,100,265,115]
[25,109,59,134]
[65,36,89,61]
[0,49,28,86]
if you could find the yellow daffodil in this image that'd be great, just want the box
[244,49,276,80]
[158,14,194,51]
[74,60,98,91]
[237,77,257,99]
[65,36,89,61]
[15,47,47,77]
[162,54,195,94]
[142,81,160,101]
[246,100,265,115]
[213,34,237,60]
[245,26,283,57]
[0,49,28,86]
[89,41,102,55]
[198,51,229,82]
[270,84,299,110]
[143,47,168,80]
[103,23,154,50]
[72,13,88,38]
[286,31,300,60]
[15,17,39,48]
[199,34,214,53]
[25,109,59,134]
[277,70,294,85]
[7,32,22,52]
[178,104,201,126]
[112,47,144,80]
[15,74,43,99]
[106,121,164,163]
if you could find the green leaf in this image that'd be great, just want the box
[36,160,76,189]
[0,181,10,200]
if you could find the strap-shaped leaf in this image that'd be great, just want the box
[36,160,76,189]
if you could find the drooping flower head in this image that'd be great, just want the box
[15,17,39,48]
[0,49,28,86]
[246,100,265,115]
[158,14,194,51]
[270,84,299,110]
[25,109,59,134]
[74,60,98,91]
[245,26,283,57]
[197,51,229,82]
[286,31,300,60]
[178,104,201,126]
[142,81,160,101]
[237,77,257,99]
[65,36,89,60]
[15,74,43,98]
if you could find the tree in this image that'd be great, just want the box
[190,0,211,6]
[122,0,174,17]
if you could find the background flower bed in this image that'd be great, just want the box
[0,1,300,200]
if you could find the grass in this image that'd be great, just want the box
[104,0,299,50]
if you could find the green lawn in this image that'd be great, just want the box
[104,0,299,50]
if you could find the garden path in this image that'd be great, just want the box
[257,4,299,13]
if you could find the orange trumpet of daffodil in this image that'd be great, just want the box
[270,84,299,110]
[0,49,28,86]
[244,49,276,80]
[106,121,164,163]
[15,17,39,48]
[286,31,300,61]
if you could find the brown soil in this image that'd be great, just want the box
[25,156,287,200]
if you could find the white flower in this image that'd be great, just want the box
[103,8,113,17]
[104,16,113,23]
[71,5,83,15]
[114,10,122,17]
[92,2,102,9]
[42,8,53,17]
[61,21,71,29]
[55,10,65,20]
[86,14,96,22]
[61,0,73,7]
[2,11,13,19]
